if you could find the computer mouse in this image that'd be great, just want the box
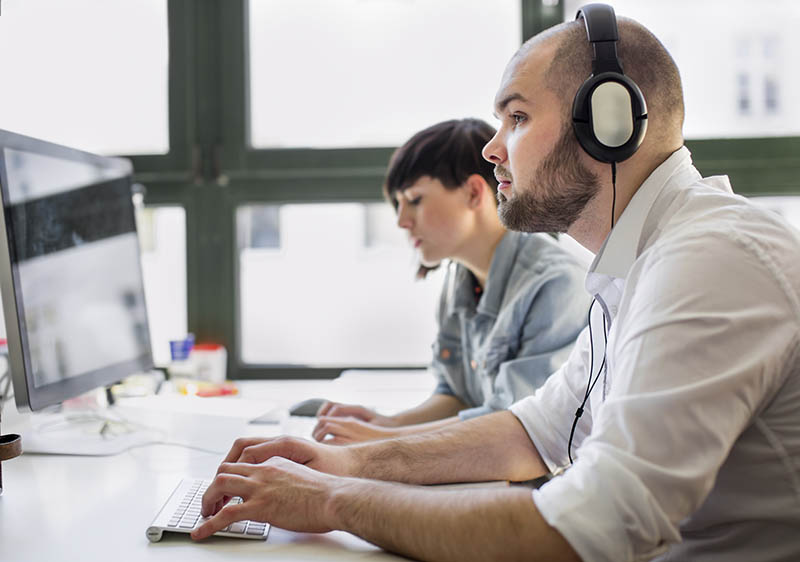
[288,397,327,417]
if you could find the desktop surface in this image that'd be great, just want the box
[0,374,434,561]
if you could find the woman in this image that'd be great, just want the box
[312,118,588,444]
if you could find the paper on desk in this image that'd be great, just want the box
[335,369,433,391]
[330,369,436,415]
[118,395,277,420]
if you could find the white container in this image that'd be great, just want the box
[189,344,227,383]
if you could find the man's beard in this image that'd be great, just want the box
[497,127,600,233]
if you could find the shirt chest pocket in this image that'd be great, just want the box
[433,336,462,367]
[432,335,465,380]
[432,336,469,399]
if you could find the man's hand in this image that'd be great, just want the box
[312,416,400,445]
[191,457,343,539]
[220,435,357,476]
[195,436,358,532]
[315,401,397,426]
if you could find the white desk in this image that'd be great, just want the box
[0,372,435,562]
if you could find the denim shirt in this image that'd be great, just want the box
[432,231,589,419]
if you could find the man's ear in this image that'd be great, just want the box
[465,174,489,209]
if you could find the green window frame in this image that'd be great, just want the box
[130,0,800,379]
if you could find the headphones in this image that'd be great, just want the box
[568,4,647,464]
[572,3,647,164]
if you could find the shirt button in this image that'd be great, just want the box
[440,348,451,360]
[470,359,478,370]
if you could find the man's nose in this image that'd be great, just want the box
[482,131,507,165]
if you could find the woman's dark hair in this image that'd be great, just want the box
[383,118,499,278]
[384,118,498,209]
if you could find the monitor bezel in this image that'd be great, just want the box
[0,129,154,412]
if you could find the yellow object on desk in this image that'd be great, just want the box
[174,378,238,397]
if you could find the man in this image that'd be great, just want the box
[191,9,800,562]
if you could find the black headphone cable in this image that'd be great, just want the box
[567,162,616,465]
[568,299,608,464]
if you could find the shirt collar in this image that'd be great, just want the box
[589,146,700,284]
[478,230,519,316]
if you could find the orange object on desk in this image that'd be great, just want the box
[176,379,238,397]
[196,382,238,397]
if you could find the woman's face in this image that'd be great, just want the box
[394,176,473,266]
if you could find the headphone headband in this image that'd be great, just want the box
[577,4,622,75]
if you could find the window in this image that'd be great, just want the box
[238,206,280,249]
[248,0,521,148]
[0,0,169,155]
[737,73,751,115]
[237,203,444,366]
[2,2,569,378]
[136,205,187,366]
[765,75,779,113]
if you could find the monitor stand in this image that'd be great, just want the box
[18,389,163,456]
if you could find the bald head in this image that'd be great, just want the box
[517,16,685,148]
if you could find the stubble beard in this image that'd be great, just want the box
[497,127,600,234]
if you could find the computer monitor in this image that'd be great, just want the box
[0,129,153,413]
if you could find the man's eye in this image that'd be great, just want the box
[512,114,527,126]
[409,196,422,206]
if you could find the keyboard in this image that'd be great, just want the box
[146,478,270,542]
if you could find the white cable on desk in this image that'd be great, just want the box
[27,408,227,457]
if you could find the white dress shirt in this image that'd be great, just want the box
[510,147,800,561]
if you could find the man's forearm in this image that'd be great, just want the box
[325,479,580,562]
[349,411,548,484]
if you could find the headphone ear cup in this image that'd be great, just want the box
[572,74,647,163]
[572,78,603,161]
[590,81,635,147]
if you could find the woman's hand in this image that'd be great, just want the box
[315,401,397,426]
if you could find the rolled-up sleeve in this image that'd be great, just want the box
[434,379,456,397]
[458,404,491,420]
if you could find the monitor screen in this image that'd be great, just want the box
[0,130,153,411]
